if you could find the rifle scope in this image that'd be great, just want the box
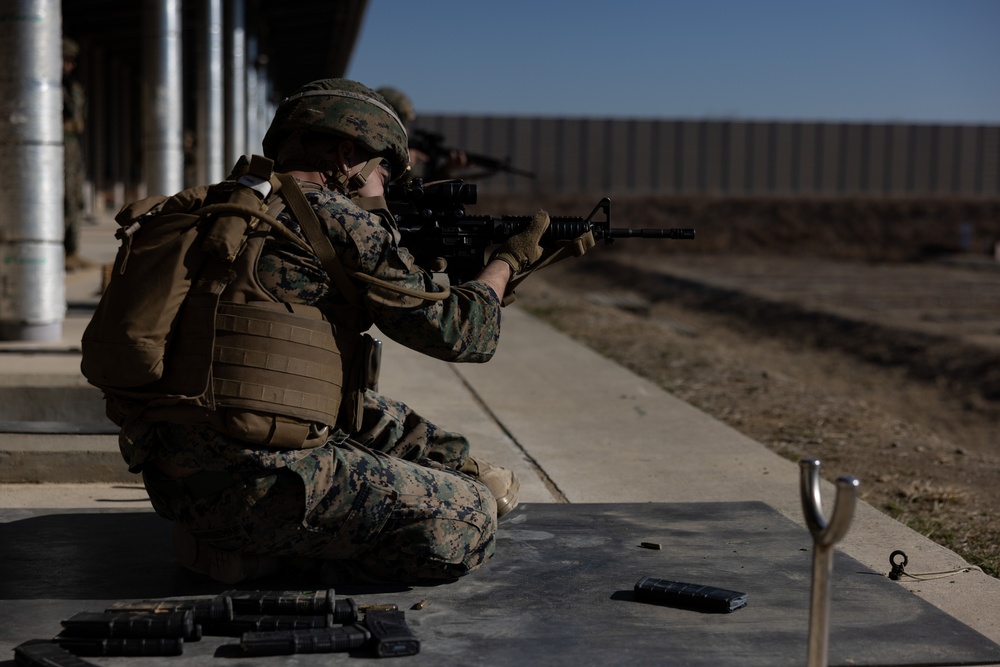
[385,180,477,208]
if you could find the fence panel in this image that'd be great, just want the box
[413,115,1000,198]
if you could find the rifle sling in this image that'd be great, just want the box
[277,173,362,307]
[275,173,451,303]
[503,231,597,306]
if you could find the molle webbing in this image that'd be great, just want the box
[212,303,344,426]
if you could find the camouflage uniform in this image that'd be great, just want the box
[63,45,86,260]
[125,179,502,583]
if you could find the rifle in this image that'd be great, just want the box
[409,128,535,180]
[386,179,696,285]
[15,590,406,662]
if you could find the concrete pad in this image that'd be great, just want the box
[2,503,998,666]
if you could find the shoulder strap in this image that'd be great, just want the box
[276,173,361,306]
[274,173,451,304]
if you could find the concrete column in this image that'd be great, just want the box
[225,0,246,168]
[198,0,225,184]
[245,31,259,153]
[142,0,184,196]
[0,0,65,341]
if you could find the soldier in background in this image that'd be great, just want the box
[62,37,90,271]
[377,86,533,184]
[377,86,468,181]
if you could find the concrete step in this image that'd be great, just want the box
[0,432,128,483]
[0,384,110,428]
[0,378,124,482]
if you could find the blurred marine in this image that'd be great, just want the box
[377,86,533,182]
[62,37,90,271]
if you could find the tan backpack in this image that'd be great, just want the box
[81,156,369,448]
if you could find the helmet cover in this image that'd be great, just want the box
[263,79,409,180]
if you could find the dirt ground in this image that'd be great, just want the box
[496,195,1000,578]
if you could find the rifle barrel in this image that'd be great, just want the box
[606,227,695,240]
[500,217,695,242]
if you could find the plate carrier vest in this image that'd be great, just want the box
[81,156,372,449]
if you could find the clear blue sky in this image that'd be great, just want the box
[346,0,1000,124]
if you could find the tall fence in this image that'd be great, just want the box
[414,115,1000,199]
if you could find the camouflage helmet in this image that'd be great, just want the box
[62,37,80,60]
[376,87,416,127]
[262,79,409,180]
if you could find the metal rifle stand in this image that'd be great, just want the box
[799,458,860,667]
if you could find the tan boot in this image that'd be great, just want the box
[64,254,95,272]
[460,457,520,518]
[171,523,279,584]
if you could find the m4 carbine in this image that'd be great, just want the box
[386,180,695,285]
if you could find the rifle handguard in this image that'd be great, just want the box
[489,210,550,275]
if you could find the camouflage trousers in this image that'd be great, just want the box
[64,134,85,256]
[142,390,498,583]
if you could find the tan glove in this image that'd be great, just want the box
[489,210,550,274]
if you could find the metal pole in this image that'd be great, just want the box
[142,0,184,196]
[225,0,246,168]
[198,0,225,184]
[253,44,272,155]
[0,0,64,341]
[800,458,859,667]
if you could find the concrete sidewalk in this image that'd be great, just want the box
[1,212,998,663]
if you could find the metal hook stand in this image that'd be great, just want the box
[799,458,860,667]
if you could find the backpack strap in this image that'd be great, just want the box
[274,172,452,303]
[501,231,597,305]
[276,173,362,307]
